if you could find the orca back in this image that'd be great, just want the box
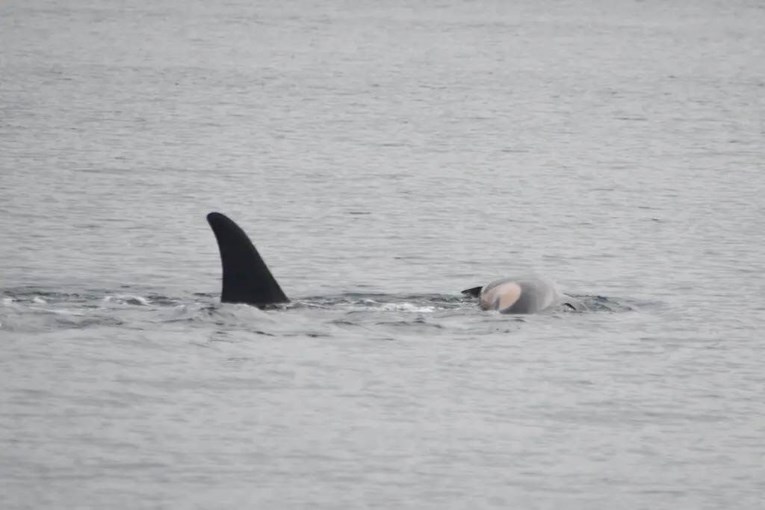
[206,212,289,307]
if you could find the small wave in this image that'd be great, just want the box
[379,302,436,313]
[568,294,636,313]
[2,288,87,303]
[293,292,469,312]
[103,295,150,306]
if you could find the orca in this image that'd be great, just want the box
[207,211,581,313]
[461,278,581,313]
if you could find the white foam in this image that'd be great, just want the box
[47,308,85,317]
[103,295,150,306]
[124,296,150,306]
[380,303,436,313]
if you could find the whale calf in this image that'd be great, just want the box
[461,277,580,313]
[207,211,580,313]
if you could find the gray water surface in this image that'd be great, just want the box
[2,0,764,508]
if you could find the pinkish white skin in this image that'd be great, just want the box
[478,277,562,314]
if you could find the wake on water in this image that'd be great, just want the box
[1,286,633,335]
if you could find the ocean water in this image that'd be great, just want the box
[1,0,764,508]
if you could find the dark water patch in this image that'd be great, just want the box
[570,294,637,313]
[374,319,445,330]
[207,329,277,342]
[2,287,93,305]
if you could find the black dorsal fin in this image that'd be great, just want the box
[461,286,483,298]
[206,212,289,307]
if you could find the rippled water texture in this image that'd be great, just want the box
[1,0,764,508]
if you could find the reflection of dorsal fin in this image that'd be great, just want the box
[206,212,289,307]
[461,286,483,298]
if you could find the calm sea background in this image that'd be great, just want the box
[1,0,764,508]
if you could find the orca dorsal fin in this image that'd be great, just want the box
[206,212,289,307]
